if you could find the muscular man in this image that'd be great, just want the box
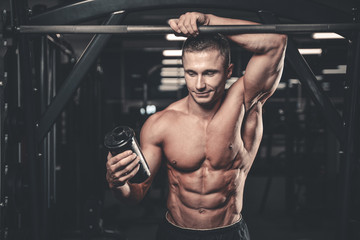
[106,12,287,240]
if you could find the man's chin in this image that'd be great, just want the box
[190,93,213,105]
[193,98,215,108]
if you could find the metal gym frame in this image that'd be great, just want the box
[0,0,359,239]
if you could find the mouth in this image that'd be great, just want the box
[194,91,212,96]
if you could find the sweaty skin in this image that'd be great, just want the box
[106,12,287,230]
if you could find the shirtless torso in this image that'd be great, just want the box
[143,78,262,229]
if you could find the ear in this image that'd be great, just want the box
[226,63,234,79]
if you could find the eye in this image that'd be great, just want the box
[186,71,196,77]
[204,71,216,76]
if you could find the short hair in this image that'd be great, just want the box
[182,33,231,68]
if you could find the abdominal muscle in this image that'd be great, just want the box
[165,160,245,229]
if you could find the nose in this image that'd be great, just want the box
[195,75,206,91]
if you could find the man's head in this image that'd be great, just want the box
[182,33,231,69]
[181,34,233,108]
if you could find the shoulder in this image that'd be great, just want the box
[145,98,186,126]
[140,98,187,142]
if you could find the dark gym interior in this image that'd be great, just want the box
[0,0,360,239]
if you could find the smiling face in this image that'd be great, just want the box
[183,49,233,108]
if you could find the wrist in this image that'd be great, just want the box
[112,182,131,199]
[114,181,129,190]
[204,14,213,25]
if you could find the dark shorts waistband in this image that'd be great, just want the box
[163,212,243,235]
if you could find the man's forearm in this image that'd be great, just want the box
[205,14,286,54]
[111,182,146,205]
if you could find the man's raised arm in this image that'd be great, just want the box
[169,12,287,110]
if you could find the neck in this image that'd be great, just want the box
[186,95,223,121]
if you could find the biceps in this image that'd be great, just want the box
[141,143,162,177]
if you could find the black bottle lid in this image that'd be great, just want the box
[104,126,134,154]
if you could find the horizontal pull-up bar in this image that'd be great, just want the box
[17,23,360,34]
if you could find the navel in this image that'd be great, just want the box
[172,160,177,165]
[229,143,233,150]
[198,208,206,214]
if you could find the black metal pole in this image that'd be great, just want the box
[0,32,7,240]
[17,15,41,240]
[16,23,360,35]
[339,13,360,240]
[38,34,54,240]
[35,11,126,143]
[13,0,42,240]
[19,32,40,240]
[50,44,57,206]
